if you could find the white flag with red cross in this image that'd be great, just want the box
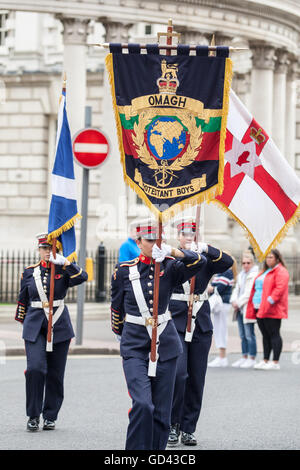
[214,89,300,260]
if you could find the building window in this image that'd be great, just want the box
[145,24,152,35]
[296,154,300,171]
[0,11,8,46]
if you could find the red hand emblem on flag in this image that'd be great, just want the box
[237,151,250,167]
[225,133,261,179]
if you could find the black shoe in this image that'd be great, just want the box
[27,417,39,432]
[167,423,180,446]
[43,419,55,430]
[181,432,197,446]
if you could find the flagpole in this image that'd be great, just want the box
[47,238,56,351]
[186,204,201,337]
[187,32,213,335]
[46,72,65,351]
[150,19,174,373]
[90,43,247,53]
[186,35,214,336]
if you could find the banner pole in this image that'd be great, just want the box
[47,238,56,350]
[150,19,174,369]
[186,205,201,334]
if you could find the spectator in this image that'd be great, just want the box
[118,221,140,262]
[246,249,289,370]
[230,251,259,368]
[207,260,237,368]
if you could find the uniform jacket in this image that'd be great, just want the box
[15,260,88,343]
[230,266,258,323]
[169,246,233,334]
[246,263,289,320]
[111,250,207,362]
[211,268,234,303]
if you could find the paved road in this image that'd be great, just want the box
[1,353,300,450]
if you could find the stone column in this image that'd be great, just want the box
[57,16,90,239]
[250,43,276,133]
[272,50,289,154]
[213,33,232,47]
[58,16,90,136]
[96,21,133,242]
[101,20,132,43]
[232,72,251,108]
[174,26,208,46]
[285,58,298,169]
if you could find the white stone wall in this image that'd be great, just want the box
[0,5,299,254]
[0,71,108,250]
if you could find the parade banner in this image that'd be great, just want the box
[105,45,233,220]
[47,89,81,260]
[214,89,300,260]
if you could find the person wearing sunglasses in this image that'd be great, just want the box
[230,251,259,368]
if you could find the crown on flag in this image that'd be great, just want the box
[157,60,179,95]
[250,126,266,145]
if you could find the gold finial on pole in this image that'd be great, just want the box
[62,71,67,92]
[209,34,216,56]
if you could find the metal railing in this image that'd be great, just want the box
[1,249,300,304]
[0,247,119,304]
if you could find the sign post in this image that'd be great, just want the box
[73,111,109,345]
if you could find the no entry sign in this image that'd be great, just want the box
[72,127,109,169]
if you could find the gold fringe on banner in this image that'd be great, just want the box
[47,213,81,261]
[211,199,300,261]
[105,53,233,224]
[218,57,233,198]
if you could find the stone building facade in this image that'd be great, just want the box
[0,0,299,255]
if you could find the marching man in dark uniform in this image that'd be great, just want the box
[110,219,209,450]
[167,217,233,446]
[15,233,88,432]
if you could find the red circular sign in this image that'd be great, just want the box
[72,127,109,169]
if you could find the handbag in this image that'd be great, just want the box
[208,288,223,315]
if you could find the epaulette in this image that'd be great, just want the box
[120,257,139,267]
[25,261,41,269]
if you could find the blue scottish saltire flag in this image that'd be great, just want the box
[47,89,81,260]
[105,44,233,221]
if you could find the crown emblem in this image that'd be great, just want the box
[157,60,179,94]
[250,127,266,145]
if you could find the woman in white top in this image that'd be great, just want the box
[230,251,259,368]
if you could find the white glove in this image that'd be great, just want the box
[190,241,208,253]
[50,252,67,266]
[116,335,121,342]
[152,243,172,263]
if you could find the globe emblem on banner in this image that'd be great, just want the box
[146,116,187,160]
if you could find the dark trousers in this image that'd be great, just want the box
[171,326,212,434]
[123,356,178,450]
[25,332,70,420]
[257,318,282,361]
